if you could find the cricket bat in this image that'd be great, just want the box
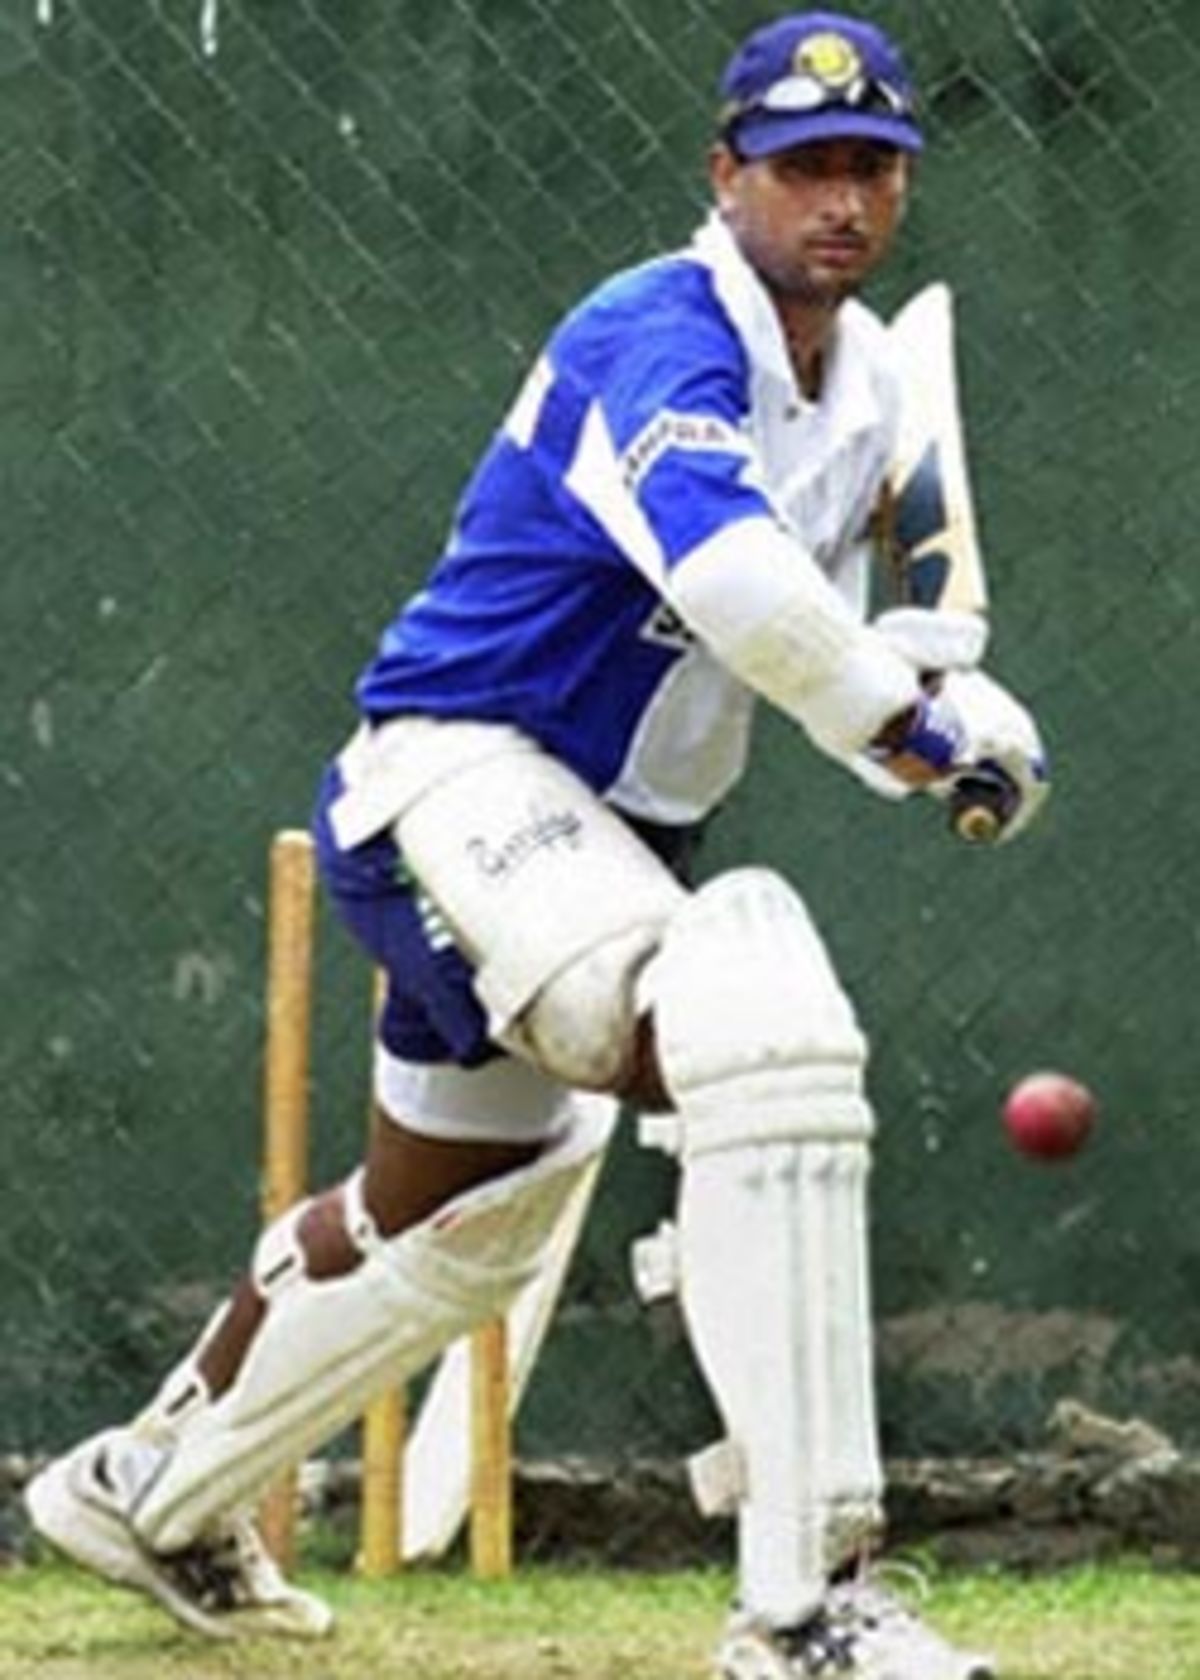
[887,282,988,613]
[886,283,1016,842]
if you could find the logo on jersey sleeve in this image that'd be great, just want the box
[621,410,750,493]
[639,601,697,652]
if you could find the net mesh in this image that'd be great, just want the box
[5,0,1199,1545]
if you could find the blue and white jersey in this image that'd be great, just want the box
[352,212,901,828]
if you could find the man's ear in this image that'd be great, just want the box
[896,156,916,220]
[709,141,740,212]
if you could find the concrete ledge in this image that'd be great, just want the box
[7,1403,1198,1571]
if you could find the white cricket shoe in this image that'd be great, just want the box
[717,1573,994,1680]
[25,1428,333,1641]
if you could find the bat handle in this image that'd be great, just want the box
[948,764,1020,845]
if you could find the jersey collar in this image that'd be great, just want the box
[690,211,885,438]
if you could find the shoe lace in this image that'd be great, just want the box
[778,1612,857,1675]
[846,1555,933,1620]
[827,1557,984,1667]
[161,1516,272,1613]
[163,1537,244,1612]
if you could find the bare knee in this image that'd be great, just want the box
[197,1187,356,1397]
[296,1187,360,1276]
[612,1012,673,1112]
[362,1115,544,1236]
[283,1113,548,1277]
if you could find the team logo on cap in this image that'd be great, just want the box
[793,31,861,91]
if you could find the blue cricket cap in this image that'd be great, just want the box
[718,11,923,158]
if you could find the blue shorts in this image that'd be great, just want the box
[312,762,496,1066]
[311,757,706,1069]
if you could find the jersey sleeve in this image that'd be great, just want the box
[585,314,775,578]
[540,269,778,588]
[604,355,771,570]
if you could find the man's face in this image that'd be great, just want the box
[711,137,910,307]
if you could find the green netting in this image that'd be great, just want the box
[4,2,1199,1514]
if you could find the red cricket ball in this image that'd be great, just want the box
[1002,1070,1096,1161]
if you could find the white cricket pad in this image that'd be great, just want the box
[126,1101,611,1552]
[400,1091,619,1559]
[639,869,883,1627]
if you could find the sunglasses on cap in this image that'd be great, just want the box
[720,67,914,135]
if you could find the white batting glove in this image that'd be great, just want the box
[932,668,1050,842]
[857,684,968,796]
[853,668,1049,843]
[872,605,989,675]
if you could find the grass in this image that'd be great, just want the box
[1,1553,1199,1679]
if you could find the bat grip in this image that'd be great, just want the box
[948,763,1020,845]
